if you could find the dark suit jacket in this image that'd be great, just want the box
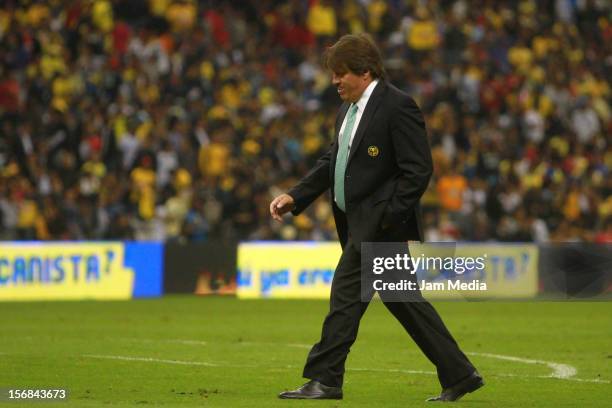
[288,81,433,251]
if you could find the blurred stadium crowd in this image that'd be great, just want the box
[0,0,610,243]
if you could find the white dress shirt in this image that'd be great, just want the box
[337,79,379,149]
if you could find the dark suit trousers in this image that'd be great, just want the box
[302,228,476,389]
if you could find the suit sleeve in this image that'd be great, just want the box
[287,142,334,215]
[384,96,433,223]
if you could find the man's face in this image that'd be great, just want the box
[332,70,372,103]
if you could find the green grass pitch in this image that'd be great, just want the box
[1,296,610,407]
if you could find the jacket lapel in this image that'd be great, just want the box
[347,81,386,166]
[330,102,350,173]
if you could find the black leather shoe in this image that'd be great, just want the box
[278,380,343,400]
[427,371,484,402]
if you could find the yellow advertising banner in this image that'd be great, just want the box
[0,242,135,301]
[237,242,341,299]
[409,243,539,299]
[237,242,538,299]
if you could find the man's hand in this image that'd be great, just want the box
[270,193,296,222]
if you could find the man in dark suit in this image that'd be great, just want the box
[269,33,483,402]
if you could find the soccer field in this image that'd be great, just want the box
[1,296,610,407]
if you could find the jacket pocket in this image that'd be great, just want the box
[373,180,396,205]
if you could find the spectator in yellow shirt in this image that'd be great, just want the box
[407,7,439,51]
[307,0,337,38]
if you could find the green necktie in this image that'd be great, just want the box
[334,103,358,212]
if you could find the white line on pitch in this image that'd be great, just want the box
[83,354,219,366]
[553,377,609,384]
[94,340,603,384]
[82,354,435,375]
[467,352,577,379]
[82,354,259,368]
[493,372,609,384]
[348,369,607,383]
[80,354,609,384]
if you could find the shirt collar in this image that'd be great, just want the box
[355,79,379,112]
